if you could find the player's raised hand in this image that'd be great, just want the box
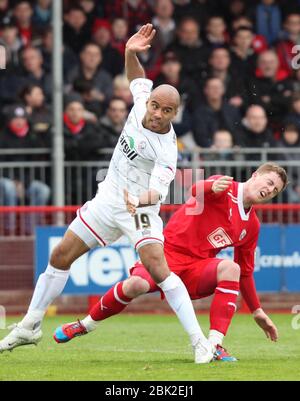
[253,308,279,342]
[212,176,233,193]
[126,24,156,53]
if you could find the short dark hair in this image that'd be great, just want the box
[283,124,299,134]
[19,84,43,101]
[233,27,254,36]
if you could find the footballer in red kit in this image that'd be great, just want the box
[55,163,288,362]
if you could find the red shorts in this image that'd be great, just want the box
[131,247,222,300]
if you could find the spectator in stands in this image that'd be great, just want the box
[104,0,153,35]
[92,19,124,78]
[277,124,300,202]
[20,84,51,146]
[223,0,249,24]
[276,12,300,77]
[0,0,10,23]
[111,18,129,57]
[204,15,229,50]
[99,97,128,148]
[167,17,209,83]
[191,77,241,147]
[203,129,236,163]
[20,47,52,101]
[32,0,51,28]
[0,21,22,71]
[277,123,300,154]
[38,27,78,77]
[78,0,99,26]
[152,0,176,50]
[112,75,133,110]
[73,78,104,123]
[248,50,293,127]
[211,129,234,151]
[237,105,276,155]
[63,5,91,54]
[293,69,300,93]
[12,1,34,46]
[137,45,162,82]
[63,94,104,203]
[63,95,103,162]
[154,51,197,137]
[231,15,268,54]
[255,0,282,46]
[205,47,246,109]
[66,43,113,108]
[230,27,257,80]
[172,0,213,26]
[284,94,300,130]
[0,104,51,208]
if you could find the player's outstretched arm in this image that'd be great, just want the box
[125,23,156,83]
[253,308,279,342]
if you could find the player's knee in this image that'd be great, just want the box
[123,277,150,298]
[218,261,240,281]
[50,243,71,270]
[140,249,164,271]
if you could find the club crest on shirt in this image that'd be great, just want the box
[239,229,247,241]
[138,141,147,152]
[207,227,233,248]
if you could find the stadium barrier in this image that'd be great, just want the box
[1,204,300,313]
[1,147,300,205]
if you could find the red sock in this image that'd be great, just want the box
[210,280,240,336]
[90,282,132,321]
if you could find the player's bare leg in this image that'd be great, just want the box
[209,260,240,362]
[0,230,90,353]
[138,243,214,364]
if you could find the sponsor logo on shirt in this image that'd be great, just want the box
[119,134,138,161]
[207,227,233,248]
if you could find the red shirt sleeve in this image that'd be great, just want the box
[191,176,223,198]
[234,217,261,313]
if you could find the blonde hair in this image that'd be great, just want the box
[256,162,289,191]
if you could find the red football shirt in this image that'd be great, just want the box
[164,176,261,312]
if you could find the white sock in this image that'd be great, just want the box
[21,264,70,330]
[208,330,224,347]
[158,272,206,346]
[81,315,100,333]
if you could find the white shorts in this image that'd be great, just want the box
[68,195,164,251]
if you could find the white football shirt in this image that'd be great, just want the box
[100,78,178,207]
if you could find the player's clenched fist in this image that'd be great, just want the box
[212,176,233,193]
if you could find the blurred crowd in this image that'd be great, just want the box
[1,0,300,212]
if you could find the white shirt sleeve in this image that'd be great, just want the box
[149,160,176,202]
[129,78,153,129]
[129,78,153,104]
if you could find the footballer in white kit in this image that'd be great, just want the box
[75,77,178,250]
[0,24,214,364]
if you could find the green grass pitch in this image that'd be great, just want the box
[0,313,299,381]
